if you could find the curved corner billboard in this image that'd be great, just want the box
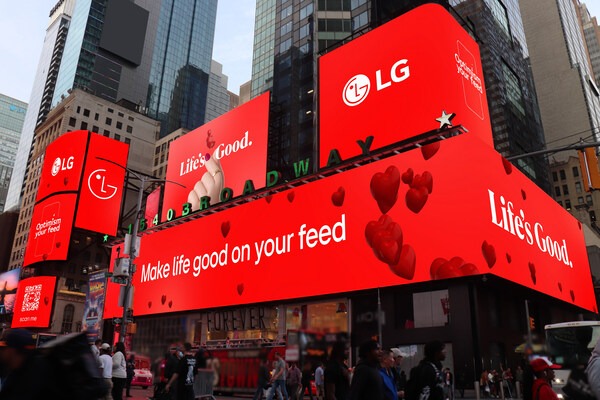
[35,130,89,201]
[0,268,20,314]
[319,4,493,167]
[161,92,270,221]
[105,133,595,319]
[12,276,57,328]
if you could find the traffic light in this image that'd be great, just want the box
[529,317,535,330]
[578,147,600,192]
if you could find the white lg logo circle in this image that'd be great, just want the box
[51,158,61,176]
[343,74,370,106]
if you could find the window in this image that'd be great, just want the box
[280,38,292,53]
[94,113,99,121]
[554,186,561,197]
[563,185,569,195]
[92,125,99,133]
[572,166,579,177]
[118,112,124,117]
[591,210,597,222]
[83,109,90,117]
[552,171,558,182]
[578,197,584,204]
[560,170,566,180]
[61,304,75,333]
[80,121,88,130]
[68,117,76,127]
[155,147,160,155]
[558,201,563,207]
[126,125,133,133]
[106,117,112,126]
[300,3,313,20]
[485,0,510,36]
[116,121,123,129]
[107,108,114,113]
[103,130,110,137]
[502,63,525,116]
[114,134,121,141]
[353,11,368,30]
[300,24,310,39]
[351,0,367,9]
[124,137,130,145]
[565,199,572,209]
[281,5,292,20]
[576,182,582,193]
[281,21,292,36]
[587,195,593,205]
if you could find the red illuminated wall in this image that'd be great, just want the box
[12,276,57,328]
[35,130,88,201]
[75,133,129,236]
[319,4,493,167]
[162,93,270,220]
[105,133,595,319]
[23,194,78,266]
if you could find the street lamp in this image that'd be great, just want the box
[97,157,185,343]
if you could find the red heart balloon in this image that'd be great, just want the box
[557,282,563,293]
[365,215,403,266]
[221,221,231,238]
[481,241,496,268]
[570,289,575,302]
[237,283,244,296]
[521,189,527,200]
[528,262,536,285]
[161,295,167,305]
[265,195,273,204]
[502,157,513,174]
[411,171,433,194]
[506,253,512,263]
[287,191,295,203]
[389,245,416,280]
[148,301,153,308]
[433,257,464,279]
[458,263,479,276]
[421,142,440,160]
[55,242,61,248]
[207,139,216,149]
[406,186,429,214]
[44,296,49,306]
[168,300,173,308]
[331,187,345,207]
[401,168,414,185]
[370,166,400,214]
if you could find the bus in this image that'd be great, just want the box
[544,321,600,397]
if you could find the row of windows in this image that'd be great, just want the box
[68,116,134,135]
[554,182,586,197]
[552,166,579,181]
[557,196,593,209]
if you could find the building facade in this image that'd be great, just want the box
[578,2,600,86]
[0,94,27,213]
[205,60,233,123]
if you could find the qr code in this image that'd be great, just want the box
[21,284,42,312]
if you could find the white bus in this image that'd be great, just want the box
[544,321,600,397]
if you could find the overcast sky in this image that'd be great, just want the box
[1,1,600,103]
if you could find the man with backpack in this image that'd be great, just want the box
[349,340,384,400]
[405,341,447,400]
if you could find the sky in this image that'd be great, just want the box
[1,1,600,103]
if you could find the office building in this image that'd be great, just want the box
[578,2,600,86]
[206,61,233,122]
[0,94,27,213]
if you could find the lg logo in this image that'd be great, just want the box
[51,156,74,176]
[87,169,118,200]
[342,59,411,107]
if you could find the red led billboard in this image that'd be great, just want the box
[75,133,129,236]
[35,130,89,201]
[105,133,595,318]
[319,4,493,167]
[23,194,78,267]
[161,92,270,221]
[11,276,57,328]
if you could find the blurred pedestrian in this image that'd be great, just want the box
[380,349,399,400]
[417,341,446,400]
[99,343,114,400]
[325,341,350,400]
[126,353,136,397]
[91,338,103,367]
[112,342,128,400]
[253,358,272,400]
[301,361,315,400]
[529,358,560,400]
[391,348,405,397]
[349,340,384,400]
[587,338,600,400]
[267,351,289,400]
[315,362,325,400]
[287,362,302,400]
[443,368,453,400]
[165,342,197,400]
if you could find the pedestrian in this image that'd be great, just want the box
[391,348,405,396]
[165,342,197,400]
[349,339,384,400]
[529,358,560,400]
[416,340,446,400]
[287,362,302,400]
[315,362,325,400]
[126,353,136,397]
[380,349,399,400]
[267,351,289,400]
[91,338,103,367]
[112,342,128,400]
[443,368,453,400]
[325,341,350,400]
[253,358,272,400]
[0,328,59,400]
[481,370,490,398]
[455,370,466,399]
[302,361,315,400]
[99,343,114,400]
[586,337,600,400]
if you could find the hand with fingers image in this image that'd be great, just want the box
[187,155,224,211]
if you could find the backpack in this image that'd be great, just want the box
[562,367,595,400]
[405,364,424,400]
[38,331,110,400]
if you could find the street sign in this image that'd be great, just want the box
[112,276,129,285]
[112,318,122,325]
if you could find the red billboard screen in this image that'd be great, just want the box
[75,133,129,235]
[105,133,595,318]
[319,4,493,167]
[35,130,89,201]
[162,92,270,220]
[23,194,78,267]
[12,276,57,328]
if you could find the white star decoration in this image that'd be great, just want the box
[436,110,456,129]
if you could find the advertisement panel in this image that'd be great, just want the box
[23,194,78,267]
[35,130,89,201]
[319,4,493,167]
[0,268,20,314]
[11,276,57,328]
[75,133,129,236]
[161,92,270,220]
[105,133,595,318]
[82,271,106,342]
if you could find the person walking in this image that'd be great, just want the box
[91,338,103,368]
[112,342,128,400]
[126,354,136,397]
[267,351,289,400]
[380,349,399,400]
[349,340,384,400]
[417,341,446,400]
[287,362,302,400]
[165,342,197,400]
[315,362,325,400]
[99,343,114,400]
[253,358,272,400]
[325,341,350,400]
[529,358,560,400]
[301,361,315,400]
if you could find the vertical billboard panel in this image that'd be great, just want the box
[82,271,106,342]
[75,133,129,236]
[319,4,493,167]
[105,133,595,319]
[11,276,57,328]
[35,130,89,201]
[23,194,78,266]
[0,268,20,314]
[162,92,270,220]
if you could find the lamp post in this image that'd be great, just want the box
[97,157,184,343]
